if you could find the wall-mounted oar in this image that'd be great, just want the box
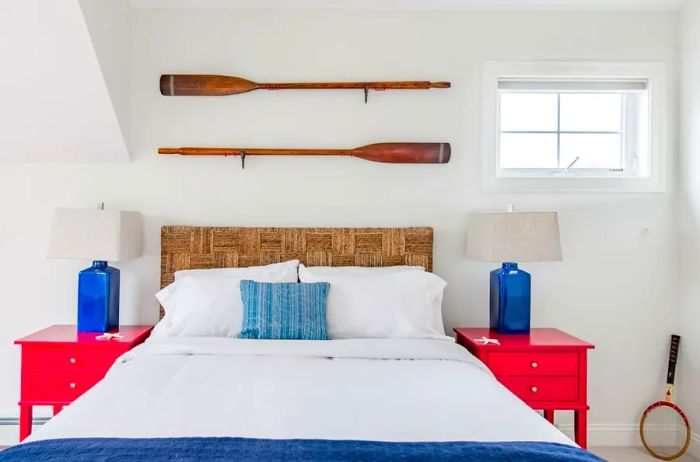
[158,142,450,169]
[160,75,451,103]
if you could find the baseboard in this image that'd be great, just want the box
[0,417,49,446]
[0,418,691,451]
[557,423,640,447]
[689,431,700,458]
[558,424,700,455]
[0,417,50,426]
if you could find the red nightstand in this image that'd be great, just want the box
[454,327,594,448]
[15,324,153,441]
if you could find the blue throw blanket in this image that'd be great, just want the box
[0,437,606,462]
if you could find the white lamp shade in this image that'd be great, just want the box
[466,211,562,263]
[47,208,143,262]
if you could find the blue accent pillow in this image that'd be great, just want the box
[239,280,331,340]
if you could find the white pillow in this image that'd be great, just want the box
[152,260,300,339]
[299,267,448,340]
[151,276,243,339]
[175,259,300,281]
[298,263,424,276]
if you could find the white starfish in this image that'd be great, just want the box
[95,332,124,341]
[473,336,500,345]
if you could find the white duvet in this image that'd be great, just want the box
[28,337,573,446]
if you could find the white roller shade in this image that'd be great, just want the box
[498,78,648,92]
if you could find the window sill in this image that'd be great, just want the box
[482,175,665,193]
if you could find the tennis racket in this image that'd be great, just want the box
[640,334,690,460]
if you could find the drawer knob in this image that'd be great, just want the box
[69,383,76,389]
[531,362,538,368]
[69,358,76,364]
[531,386,538,393]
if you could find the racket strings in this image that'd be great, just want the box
[642,405,688,458]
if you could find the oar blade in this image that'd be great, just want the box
[355,143,450,164]
[160,75,259,96]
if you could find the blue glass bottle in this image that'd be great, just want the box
[490,262,531,334]
[77,261,120,332]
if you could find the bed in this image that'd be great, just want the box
[0,227,604,461]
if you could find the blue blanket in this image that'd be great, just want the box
[0,437,606,462]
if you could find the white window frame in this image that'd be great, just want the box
[482,61,667,192]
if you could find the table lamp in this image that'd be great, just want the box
[47,206,143,333]
[466,208,562,334]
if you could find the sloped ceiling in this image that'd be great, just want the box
[130,0,684,11]
[78,0,132,156]
[0,0,130,162]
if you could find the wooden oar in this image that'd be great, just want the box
[160,75,450,102]
[158,142,450,168]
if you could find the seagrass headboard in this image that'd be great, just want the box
[160,226,434,290]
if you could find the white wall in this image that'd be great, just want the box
[0,0,128,162]
[679,0,700,454]
[0,7,678,445]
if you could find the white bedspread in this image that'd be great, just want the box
[27,337,573,446]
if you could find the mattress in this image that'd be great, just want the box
[26,337,574,445]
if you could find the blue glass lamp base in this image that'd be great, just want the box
[77,261,120,333]
[489,262,531,334]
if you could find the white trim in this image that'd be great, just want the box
[557,423,639,447]
[558,424,700,456]
[0,417,50,447]
[0,417,50,426]
[482,61,667,193]
[689,431,700,459]
[0,417,690,450]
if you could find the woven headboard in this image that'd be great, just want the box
[161,226,433,290]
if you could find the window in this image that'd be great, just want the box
[498,80,648,176]
[483,62,666,192]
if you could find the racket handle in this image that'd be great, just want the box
[667,335,681,385]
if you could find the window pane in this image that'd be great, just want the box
[500,93,558,131]
[500,133,558,169]
[560,134,622,169]
[560,93,622,132]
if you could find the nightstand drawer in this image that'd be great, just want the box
[499,376,579,402]
[22,347,122,373]
[22,372,104,402]
[488,352,578,376]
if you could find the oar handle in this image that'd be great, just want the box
[259,81,451,90]
[158,147,350,156]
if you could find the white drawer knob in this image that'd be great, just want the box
[531,362,538,368]
[69,383,76,389]
[69,358,76,364]
[531,386,538,393]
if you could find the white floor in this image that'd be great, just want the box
[592,447,699,461]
